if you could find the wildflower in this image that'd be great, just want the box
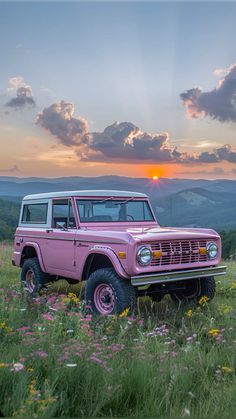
[119,307,130,318]
[34,351,48,358]
[62,297,70,303]
[198,295,209,306]
[147,324,169,337]
[208,328,220,337]
[183,407,191,416]
[186,309,193,317]
[218,304,232,315]
[11,362,24,372]
[221,366,234,373]
[42,313,54,321]
[67,292,80,304]
[215,334,223,343]
[0,363,6,368]
[66,363,77,367]
[230,280,236,290]
[0,321,12,333]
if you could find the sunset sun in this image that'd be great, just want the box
[152,175,159,181]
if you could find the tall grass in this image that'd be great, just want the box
[0,243,235,417]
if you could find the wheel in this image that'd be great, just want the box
[21,257,48,296]
[170,277,216,304]
[85,268,136,315]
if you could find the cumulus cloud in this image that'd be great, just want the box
[36,101,89,147]
[5,77,36,109]
[36,100,236,165]
[87,122,180,162]
[196,144,236,163]
[180,63,236,122]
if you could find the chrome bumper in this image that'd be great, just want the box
[131,265,227,287]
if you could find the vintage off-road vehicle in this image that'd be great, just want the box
[13,190,226,314]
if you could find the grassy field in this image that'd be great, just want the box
[0,243,235,418]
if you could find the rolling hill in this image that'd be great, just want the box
[0,176,235,232]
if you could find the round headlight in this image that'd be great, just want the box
[137,246,152,266]
[206,242,218,260]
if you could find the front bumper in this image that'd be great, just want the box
[131,265,227,287]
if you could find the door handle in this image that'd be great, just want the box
[46,229,53,233]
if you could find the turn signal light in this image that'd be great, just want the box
[152,250,162,258]
[199,247,207,255]
[118,251,126,259]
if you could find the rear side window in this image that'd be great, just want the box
[22,203,48,224]
[52,199,76,229]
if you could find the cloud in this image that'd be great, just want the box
[37,100,236,165]
[0,165,20,174]
[180,63,236,122]
[36,101,89,147]
[197,144,236,163]
[87,122,179,162]
[5,77,36,109]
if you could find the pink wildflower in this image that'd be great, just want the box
[42,313,54,321]
[11,362,24,372]
[35,351,48,358]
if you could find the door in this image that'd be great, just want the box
[45,199,77,276]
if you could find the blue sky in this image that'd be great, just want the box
[0,1,236,178]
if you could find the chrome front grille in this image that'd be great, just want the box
[149,240,208,266]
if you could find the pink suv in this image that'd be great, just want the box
[13,190,226,315]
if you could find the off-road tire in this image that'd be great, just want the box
[170,276,216,304]
[85,268,136,315]
[21,257,48,296]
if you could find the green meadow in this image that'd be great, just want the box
[0,243,235,418]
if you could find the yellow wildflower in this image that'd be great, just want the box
[68,292,80,304]
[221,366,234,373]
[230,281,236,290]
[218,304,232,315]
[0,321,12,333]
[63,297,70,304]
[208,328,220,337]
[119,307,129,318]
[186,309,193,317]
[0,363,6,368]
[198,295,209,306]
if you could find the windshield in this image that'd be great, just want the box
[76,199,155,223]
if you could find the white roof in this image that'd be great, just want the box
[23,190,147,201]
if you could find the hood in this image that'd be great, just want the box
[126,226,219,242]
[80,224,219,245]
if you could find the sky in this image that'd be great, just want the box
[0,1,236,179]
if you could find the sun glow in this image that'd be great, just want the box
[152,175,159,180]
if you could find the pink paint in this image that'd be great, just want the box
[13,190,225,314]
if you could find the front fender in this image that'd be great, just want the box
[22,242,46,272]
[87,245,129,279]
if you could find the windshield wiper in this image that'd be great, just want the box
[93,197,114,204]
[113,197,135,205]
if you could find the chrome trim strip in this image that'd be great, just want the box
[131,265,227,286]
[14,234,124,245]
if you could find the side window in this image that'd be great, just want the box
[52,199,76,229]
[22,203,48,224]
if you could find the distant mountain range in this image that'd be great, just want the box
[0,176,235,231]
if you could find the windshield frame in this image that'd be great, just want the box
[74,197,158,226]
